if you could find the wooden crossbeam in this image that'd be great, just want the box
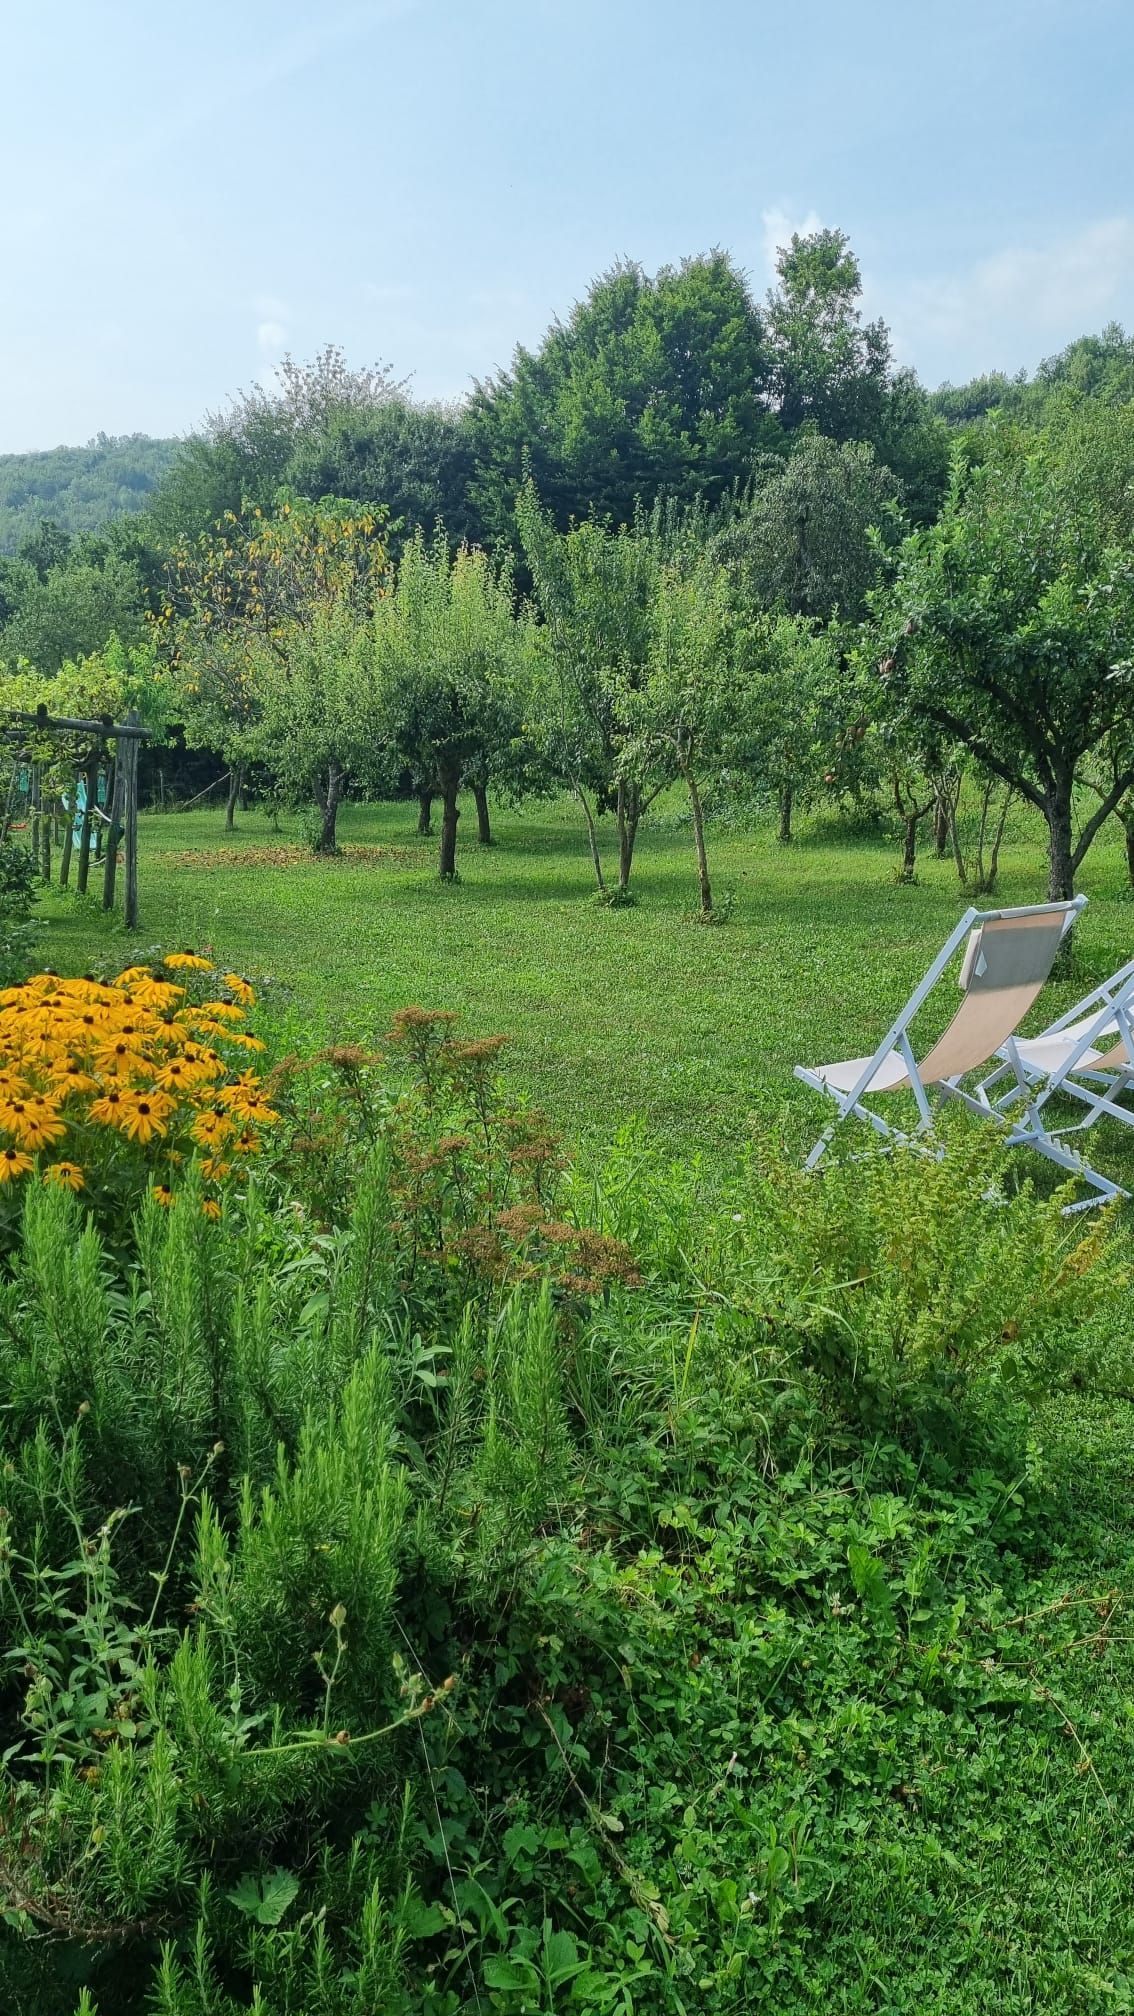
[5,706,149,740]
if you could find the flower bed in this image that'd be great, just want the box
[0,956,277,1232]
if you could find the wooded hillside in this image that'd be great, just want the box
[0,433,179,551]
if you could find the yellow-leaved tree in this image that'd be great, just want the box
[157,496,389,848]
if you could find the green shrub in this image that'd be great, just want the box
[0,837,39,983]
[587,1123,1127,1462]
[740,1129,1126,1449]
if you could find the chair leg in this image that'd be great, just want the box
[804,1099,918,1171]
[1004,1120,1127,1210]
[804,1128,836,1172]
[1050,1073,1134,1135]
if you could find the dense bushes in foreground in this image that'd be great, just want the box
[0,980,1131,2012]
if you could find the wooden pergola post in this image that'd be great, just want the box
[102,755,125,915]
[2,707,149,924]
[122,710,140,930]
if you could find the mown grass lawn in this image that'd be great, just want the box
[37,789,1134,1178]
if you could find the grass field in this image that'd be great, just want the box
[37,789,1134,1177]
[16,791,1134,2013]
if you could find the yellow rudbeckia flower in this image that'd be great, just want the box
[116,1092,175,1144]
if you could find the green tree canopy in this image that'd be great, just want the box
[252,601,375,852]
[516,481,666,898]
[0,556,34,631]
[873,410,1134,899]
[285,398,479,552]
[162,495,389,843]
[765,229,892,441]
[0,436,177,554]
[1,548,147,674]
[933,323,1134,431]
[716,433,904,623]
[731,612,851,844]
[149,347,407,543]
[366,534,534,878]
[470,252,780,542]
[18,518,74,580]
[765,228,948,519]
[639,544,737,915]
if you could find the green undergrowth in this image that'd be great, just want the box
[1,1078,1132,2013]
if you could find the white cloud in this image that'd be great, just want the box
[760,205,823,282]
[253,297,289,358]
[891,217,1134,380]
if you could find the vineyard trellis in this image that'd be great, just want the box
[0,704,148,928]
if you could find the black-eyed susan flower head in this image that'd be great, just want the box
[191,1109,234,1148]
[117,1091,175,1145]
[129,978,185,1011]
[9,1101,67,1151]
[88,1088,128,1124]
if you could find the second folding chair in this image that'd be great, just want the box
[971,954,1134,1207]
[795,897,1086,1174]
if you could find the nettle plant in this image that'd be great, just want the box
[730,1126,1127,1446]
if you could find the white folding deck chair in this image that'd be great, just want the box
[970,956,1134,1206]
[795,898,1086,1176]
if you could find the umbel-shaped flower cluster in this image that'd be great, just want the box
[0,955,278,1224]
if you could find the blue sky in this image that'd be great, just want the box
[2,0,1132,451]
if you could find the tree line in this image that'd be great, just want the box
[1,228,1133,906]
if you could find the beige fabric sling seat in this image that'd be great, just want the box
[795,898,1099,1194]
[1007,1021,1130,1077]
[978,953,1134,1093]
